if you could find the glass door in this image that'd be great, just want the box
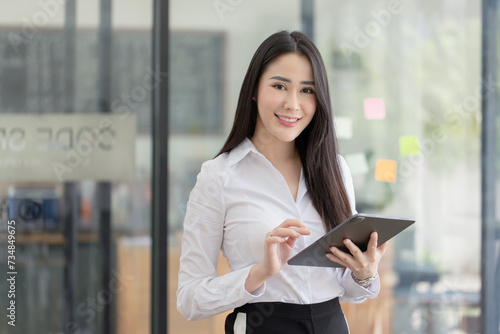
[168,1,489,333]
[0,1,154,333]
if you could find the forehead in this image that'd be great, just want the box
[262,53,314,80]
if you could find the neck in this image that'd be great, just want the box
[251,134,298,164]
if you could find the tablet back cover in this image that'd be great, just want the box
[287,214,415,268]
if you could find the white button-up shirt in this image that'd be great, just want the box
[177,138,380,321]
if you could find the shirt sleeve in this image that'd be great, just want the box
[176,159,265,321]
[336,155,381,302]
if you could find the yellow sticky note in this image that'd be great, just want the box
[375,159,397,182]
[363,98,386,120]
[399,136,420,156]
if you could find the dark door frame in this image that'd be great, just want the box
[481,1,499,333]
[151,0,169,333]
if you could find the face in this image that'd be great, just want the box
[253,53,317,145]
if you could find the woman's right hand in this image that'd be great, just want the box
[245,219,311,293]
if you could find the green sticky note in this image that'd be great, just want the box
[399,136,420,156]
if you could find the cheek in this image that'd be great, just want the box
[304,98,317,118]
[257,89,280,112]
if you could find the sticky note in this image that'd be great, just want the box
[399,136,420,156]
[335,117,353,139]
[375,159,397,182]
[364,98,386,120]
[345,152,369,175]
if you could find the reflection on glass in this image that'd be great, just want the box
[169,0,482,333]
[0,1,153,334]
[316,0,481,333]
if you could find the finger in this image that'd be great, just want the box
[272,227,308,239]
[265,234,286,243]
[291,227,312,236]
[326,252,348,266]
[273,227,311,235]
[286,235,298,248]
[265,231,299,245]
[280,219,308,229]
[327,248,355,269]
[329,246,354,266]
[271,228,300,239]
[378,241,388,254]
[343,239,363,258]
[367,232,378,253]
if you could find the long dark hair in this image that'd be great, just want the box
[217,31,352,231]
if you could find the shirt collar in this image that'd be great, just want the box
[227,137,260,167]
[227,137,308,203]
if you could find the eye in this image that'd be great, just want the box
[302,87,315,94]
[272,84,286,90]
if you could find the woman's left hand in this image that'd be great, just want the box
[326,231,387,280]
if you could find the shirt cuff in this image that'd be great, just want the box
[340,270,380,303]
[245,280,266,297]
[220,265,266,306]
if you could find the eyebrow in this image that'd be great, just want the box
[269,75,315,85]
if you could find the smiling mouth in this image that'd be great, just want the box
[275,114,300,122]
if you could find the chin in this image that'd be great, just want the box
[277,134,300,143]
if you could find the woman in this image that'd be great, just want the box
[177,31,387,334]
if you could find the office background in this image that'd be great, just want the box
[0,0,498,333]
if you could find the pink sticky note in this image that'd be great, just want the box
[364,98,386,120]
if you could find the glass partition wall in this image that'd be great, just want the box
[316,1,482,333]
[0,0,497,333]
[168,1,487,333]
[0,1,153,333]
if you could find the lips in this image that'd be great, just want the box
[275,114,301,127]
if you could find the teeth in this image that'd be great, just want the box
[277,115,299,122]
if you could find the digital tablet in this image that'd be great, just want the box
[287,213,415,268]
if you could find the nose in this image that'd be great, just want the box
[284,92,300,111]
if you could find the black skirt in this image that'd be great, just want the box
[224,297,349,334]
